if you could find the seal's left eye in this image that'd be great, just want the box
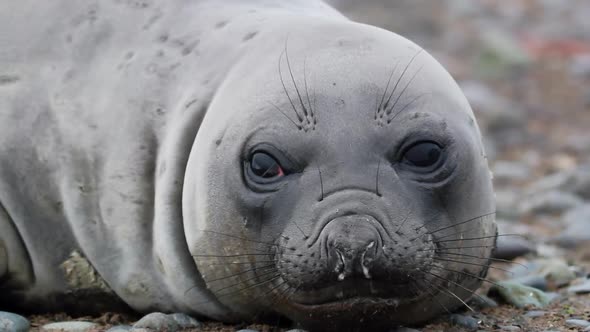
[250,152,285,179]
[402,142,442,168]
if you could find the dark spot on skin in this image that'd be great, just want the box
[215,20,228,28]
[124,51,134,60]
[62,70,75,82]
[215,139,222,146]
[54,201,63,213]
[157,34,168,43]
[0,75,20,86]
[185,99,198,109]
[242,31,258,41]
[332,82,336,86]
[181,40,199,56]
[155,108,165,115]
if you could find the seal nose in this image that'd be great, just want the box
[325,215,381,281]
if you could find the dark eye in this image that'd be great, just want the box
[250,152,285,179]
[402,142,442,167]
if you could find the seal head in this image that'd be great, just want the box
[183,19,496,330]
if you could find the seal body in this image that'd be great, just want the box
[0,0,496,329]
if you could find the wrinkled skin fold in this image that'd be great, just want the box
[0,0,496,330]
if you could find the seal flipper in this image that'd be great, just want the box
[0,201,34,290]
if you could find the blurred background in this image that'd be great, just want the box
[330,0,590,252]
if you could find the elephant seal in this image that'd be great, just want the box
[0,0,496,330]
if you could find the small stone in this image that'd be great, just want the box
[133,312,179,331]
[0,311,30,332]
[518,190,583,215]
[499,326,521,331]
[168,313,200,328]
[495,191,522,220]
[450,314,479,331]
[468,294,498,308]
[566,319,590,328]
[493,160,531,184]
[42,321,99,332]
[106,325,132,332]
[494,235,535,260]
[568,279,590,294]
[554,204,590,247]
[538,259,576,288]
[524,310,546,318]
[490,281,554,308]
[508,275,547,291]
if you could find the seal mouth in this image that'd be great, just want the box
[291,295,402,311]
[288,278,416,306]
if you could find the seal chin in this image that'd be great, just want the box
[291,296,402,312]
[288,278,418,306]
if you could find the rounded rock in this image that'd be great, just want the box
[566,319,590,328]
[168,313,200,329]
[0,311,30,332]
[106,325,133,332]
[133,312,179,331]
[42,321,100,332]
[524,310,546,318]
[490,281,554,308]
[450,314,479,331]
[568,279,590,294]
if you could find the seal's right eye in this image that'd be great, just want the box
[250,152,285,179]
[402,141,443,168]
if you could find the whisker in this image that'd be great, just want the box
[278,50,304,124]
[303,57,315,125]
[212,268,280,294]
[388,92,428,122]
[437,251,528,268]
[431,257,511,274]
[197,230,290,249]
[284,42,309,120]
[431,264,506,289]
[382,50,422,114]
[413,211,496,240]
[428,280,475,313]
[435,234,521,244]
[386,65,424,119]
[416,244,496,251]
[199,260,278,266]
[394,211,412,235]
[211,274,282,301]
[267,101,300,129]
[413,280,451,314]
[434,225,493,241]
[422,269,482,309]
[204,264,276,283]
[193,253,294,259]
[376,64,398,118]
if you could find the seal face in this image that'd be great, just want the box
[184,20,496,330]
[0,0,496,330]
